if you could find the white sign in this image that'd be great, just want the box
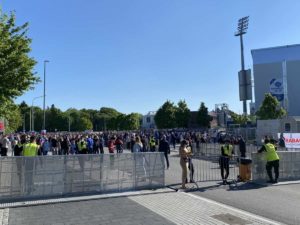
[278,133,300,149]
[270,78,284,101]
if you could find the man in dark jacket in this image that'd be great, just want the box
[159,135,170,169]
[238,136,246,158]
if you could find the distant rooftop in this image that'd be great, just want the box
[145,111,156,116]
[251,44,300,65]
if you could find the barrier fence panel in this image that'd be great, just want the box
[252,152,300,183]
[197,143,258,158]
[0,153,165,202]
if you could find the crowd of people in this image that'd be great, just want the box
[0,129,246,157]
[0,130,203,156]
[0,129,285,189]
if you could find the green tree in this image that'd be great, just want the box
[98,107,122,130]
[175,100,190,128]
[0,12,38,132]
[256,93,286,120]
[45,104,67,131]
[229,111,249,125]
[121,113,142,130]
[0,101,22,133]
[77,116,93,131]
[197,102,212,128]
[154,100,177,129]
[17,101,30,131]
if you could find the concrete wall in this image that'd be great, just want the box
[252,152,300,183]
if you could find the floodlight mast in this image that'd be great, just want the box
[235,16,249,115]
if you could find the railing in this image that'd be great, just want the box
[252,151,300,183]
[0,153,165,202]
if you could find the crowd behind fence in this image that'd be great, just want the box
[0,153,165,202]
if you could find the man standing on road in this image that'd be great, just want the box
[258,137,280,183]
[219,139,234,185]
[159,135,170,169]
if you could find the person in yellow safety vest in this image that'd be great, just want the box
[258,137,280,183]
[219,139,234,185]
[77,138,87,154]
[22,136,39,194]
[149,136,156,152]
[23,136,39,156]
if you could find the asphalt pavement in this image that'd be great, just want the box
[165,146,300,225]
[0,189,284,225]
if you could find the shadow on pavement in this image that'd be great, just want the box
[173,181,268,193]
[227,182,266,191]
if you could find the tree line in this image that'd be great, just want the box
[154,100,212,129]
[18,102,142,132]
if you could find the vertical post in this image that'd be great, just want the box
[68,115,71,132]
[282,60,288,115]
[240,35,247,115]
[29,109,32,132]
[23,114,25,132]
[43,61,46,130]
[236,16,249,116]
[32,107,34,132]
[240,35,245,71]
[43,60,49,130]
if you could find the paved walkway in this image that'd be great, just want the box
[0,189,283,225]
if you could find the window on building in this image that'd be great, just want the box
[297,122,300,131]
[146,117,151,123]
[285,123,291,132]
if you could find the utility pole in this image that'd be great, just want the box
[43,60,49,130]
[235,16,249,115]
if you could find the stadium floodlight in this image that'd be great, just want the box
[235,16,249,36]
[235,16,250,115]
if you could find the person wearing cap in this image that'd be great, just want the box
[258,137,280,183]
[220,139,234,185]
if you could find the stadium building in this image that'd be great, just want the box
[251,44,300,116]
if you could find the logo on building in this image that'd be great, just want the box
[270,78,284,102]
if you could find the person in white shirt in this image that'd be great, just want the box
[0,135,10,156]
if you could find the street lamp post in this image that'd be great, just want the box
[235,16,249,115]
[43,60,49,130]
[31,96,43,132]
[23,114,26,132]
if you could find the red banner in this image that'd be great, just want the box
[0,121,4,132]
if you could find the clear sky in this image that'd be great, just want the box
[3,0,300,115]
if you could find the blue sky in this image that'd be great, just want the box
[3,0,300,114]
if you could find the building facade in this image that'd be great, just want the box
[252,44,300,116]
[141,111,156,129]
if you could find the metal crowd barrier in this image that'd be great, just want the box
[196,143,258,158]
[0,153,165,202]
[252,151,300,183]
[165,153,242,187]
